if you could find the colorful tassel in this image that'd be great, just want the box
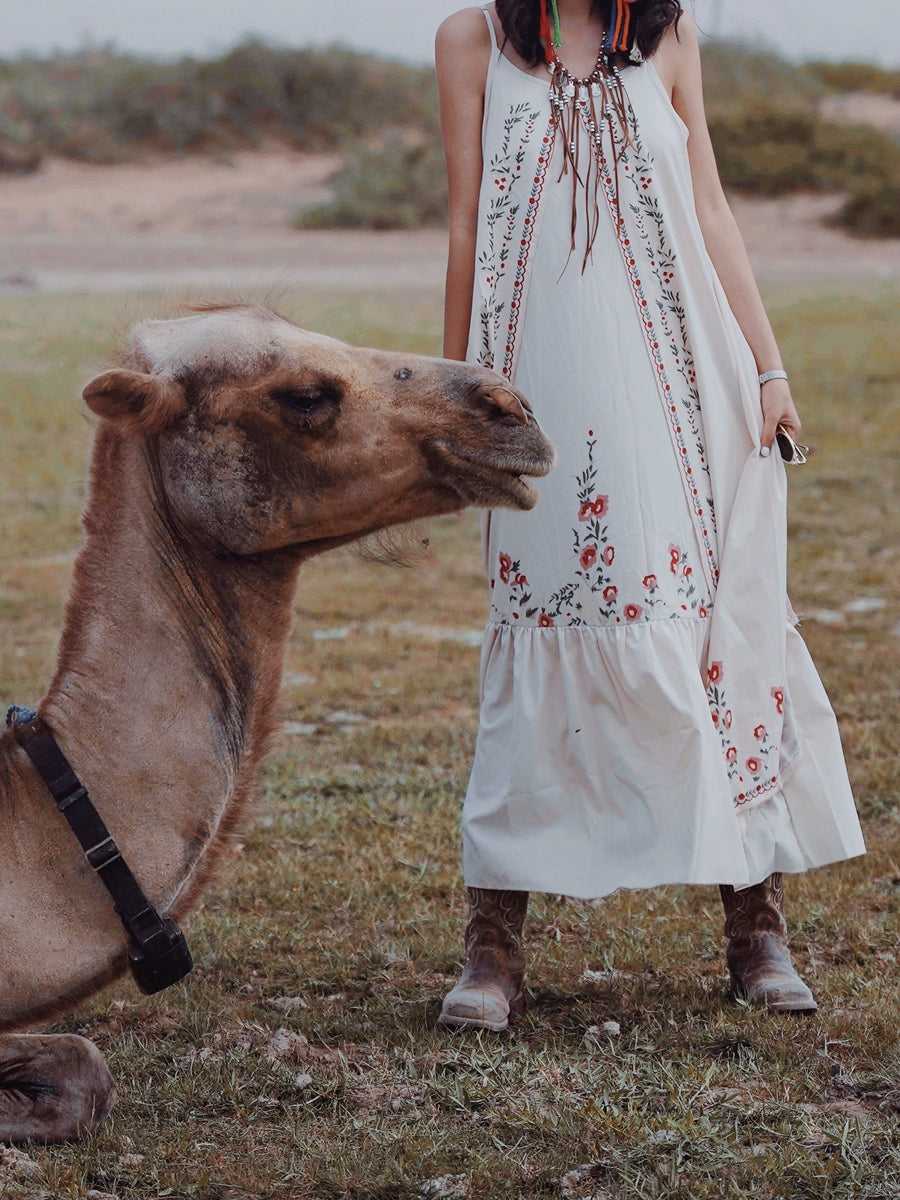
[539,0,562,63]
[550,0,562,49]
[603,0,637,56]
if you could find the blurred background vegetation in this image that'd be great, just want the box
[0,40,437,164]
[1,39,898,235]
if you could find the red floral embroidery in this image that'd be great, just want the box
[707,658,780,802]
[579,496,609,521]
[538,613,554,628]
[495,551,536,619]
[493,442,710,630]
[496,436,622,626]
[772,687,784,714]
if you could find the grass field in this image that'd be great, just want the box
[1,286,899,1200]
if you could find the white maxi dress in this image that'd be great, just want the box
[462,12,865,898]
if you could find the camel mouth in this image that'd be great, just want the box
[424,438,553,511]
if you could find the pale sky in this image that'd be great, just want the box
[3,0,898,65]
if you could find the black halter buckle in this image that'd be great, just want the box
[128,917,194,995]
[6,705,194,995]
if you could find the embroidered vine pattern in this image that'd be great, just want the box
[474,102,552,377]
[645,541,709,617]
[491,434,615,626]
[585,91,719,593]
[705,662,784,805]
[495,550,538,622]
[545,432,619,624]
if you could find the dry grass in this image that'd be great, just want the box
[0,286,898,1199]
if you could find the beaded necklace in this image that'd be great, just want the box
[537,0,637,269]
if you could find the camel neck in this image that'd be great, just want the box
[0,427,299,1028]
[45,428,300,899]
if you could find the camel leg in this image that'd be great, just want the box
[0,1035,116,1143]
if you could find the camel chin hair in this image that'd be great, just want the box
[352,520,433,568]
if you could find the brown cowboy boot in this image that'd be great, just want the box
[439,888,528,1031]
[719,874,817,1013]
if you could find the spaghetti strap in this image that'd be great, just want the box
[478,5,502,150]
[480,5,499,52]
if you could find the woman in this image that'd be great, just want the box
[434,0,865,1030]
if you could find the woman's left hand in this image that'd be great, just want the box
[759,378,801,457]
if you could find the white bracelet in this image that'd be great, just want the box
[759,370,788,385]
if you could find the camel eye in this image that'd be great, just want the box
[270,385,342,416]
[395,368,413,381]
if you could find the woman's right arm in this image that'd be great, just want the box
[435,8,492,361]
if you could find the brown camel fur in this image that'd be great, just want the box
[0,304,554,1141]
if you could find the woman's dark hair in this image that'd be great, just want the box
[495,0,682,68]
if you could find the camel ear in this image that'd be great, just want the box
[82,368,185,437]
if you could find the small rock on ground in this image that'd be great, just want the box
[560,1162,612,1198]
[583,1020,621,1044]
[264,995,309,1014]
[264,1027,310,1065]
[420,1175,470,1198]
[0,1147,40,1179]
[117,1153,145,1168]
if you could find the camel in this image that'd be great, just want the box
[0,304,554,1142]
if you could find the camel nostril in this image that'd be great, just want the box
[488,384,530,426]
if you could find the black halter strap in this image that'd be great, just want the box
[5,705,193,995]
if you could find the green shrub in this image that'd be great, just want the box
[709,105,819,195]
[0,139,40,172]
[708,102,900,198]
[837,180,900,236]
[700,44,824,112]
[808,60,900,97]
[295,135,447,230]
[813,120,900,188]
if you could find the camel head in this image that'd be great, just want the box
[81,305,554,559]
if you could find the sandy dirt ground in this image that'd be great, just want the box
[820,91,900,136]
[0,147,898,295]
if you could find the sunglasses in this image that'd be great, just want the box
[775,424,810,466]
